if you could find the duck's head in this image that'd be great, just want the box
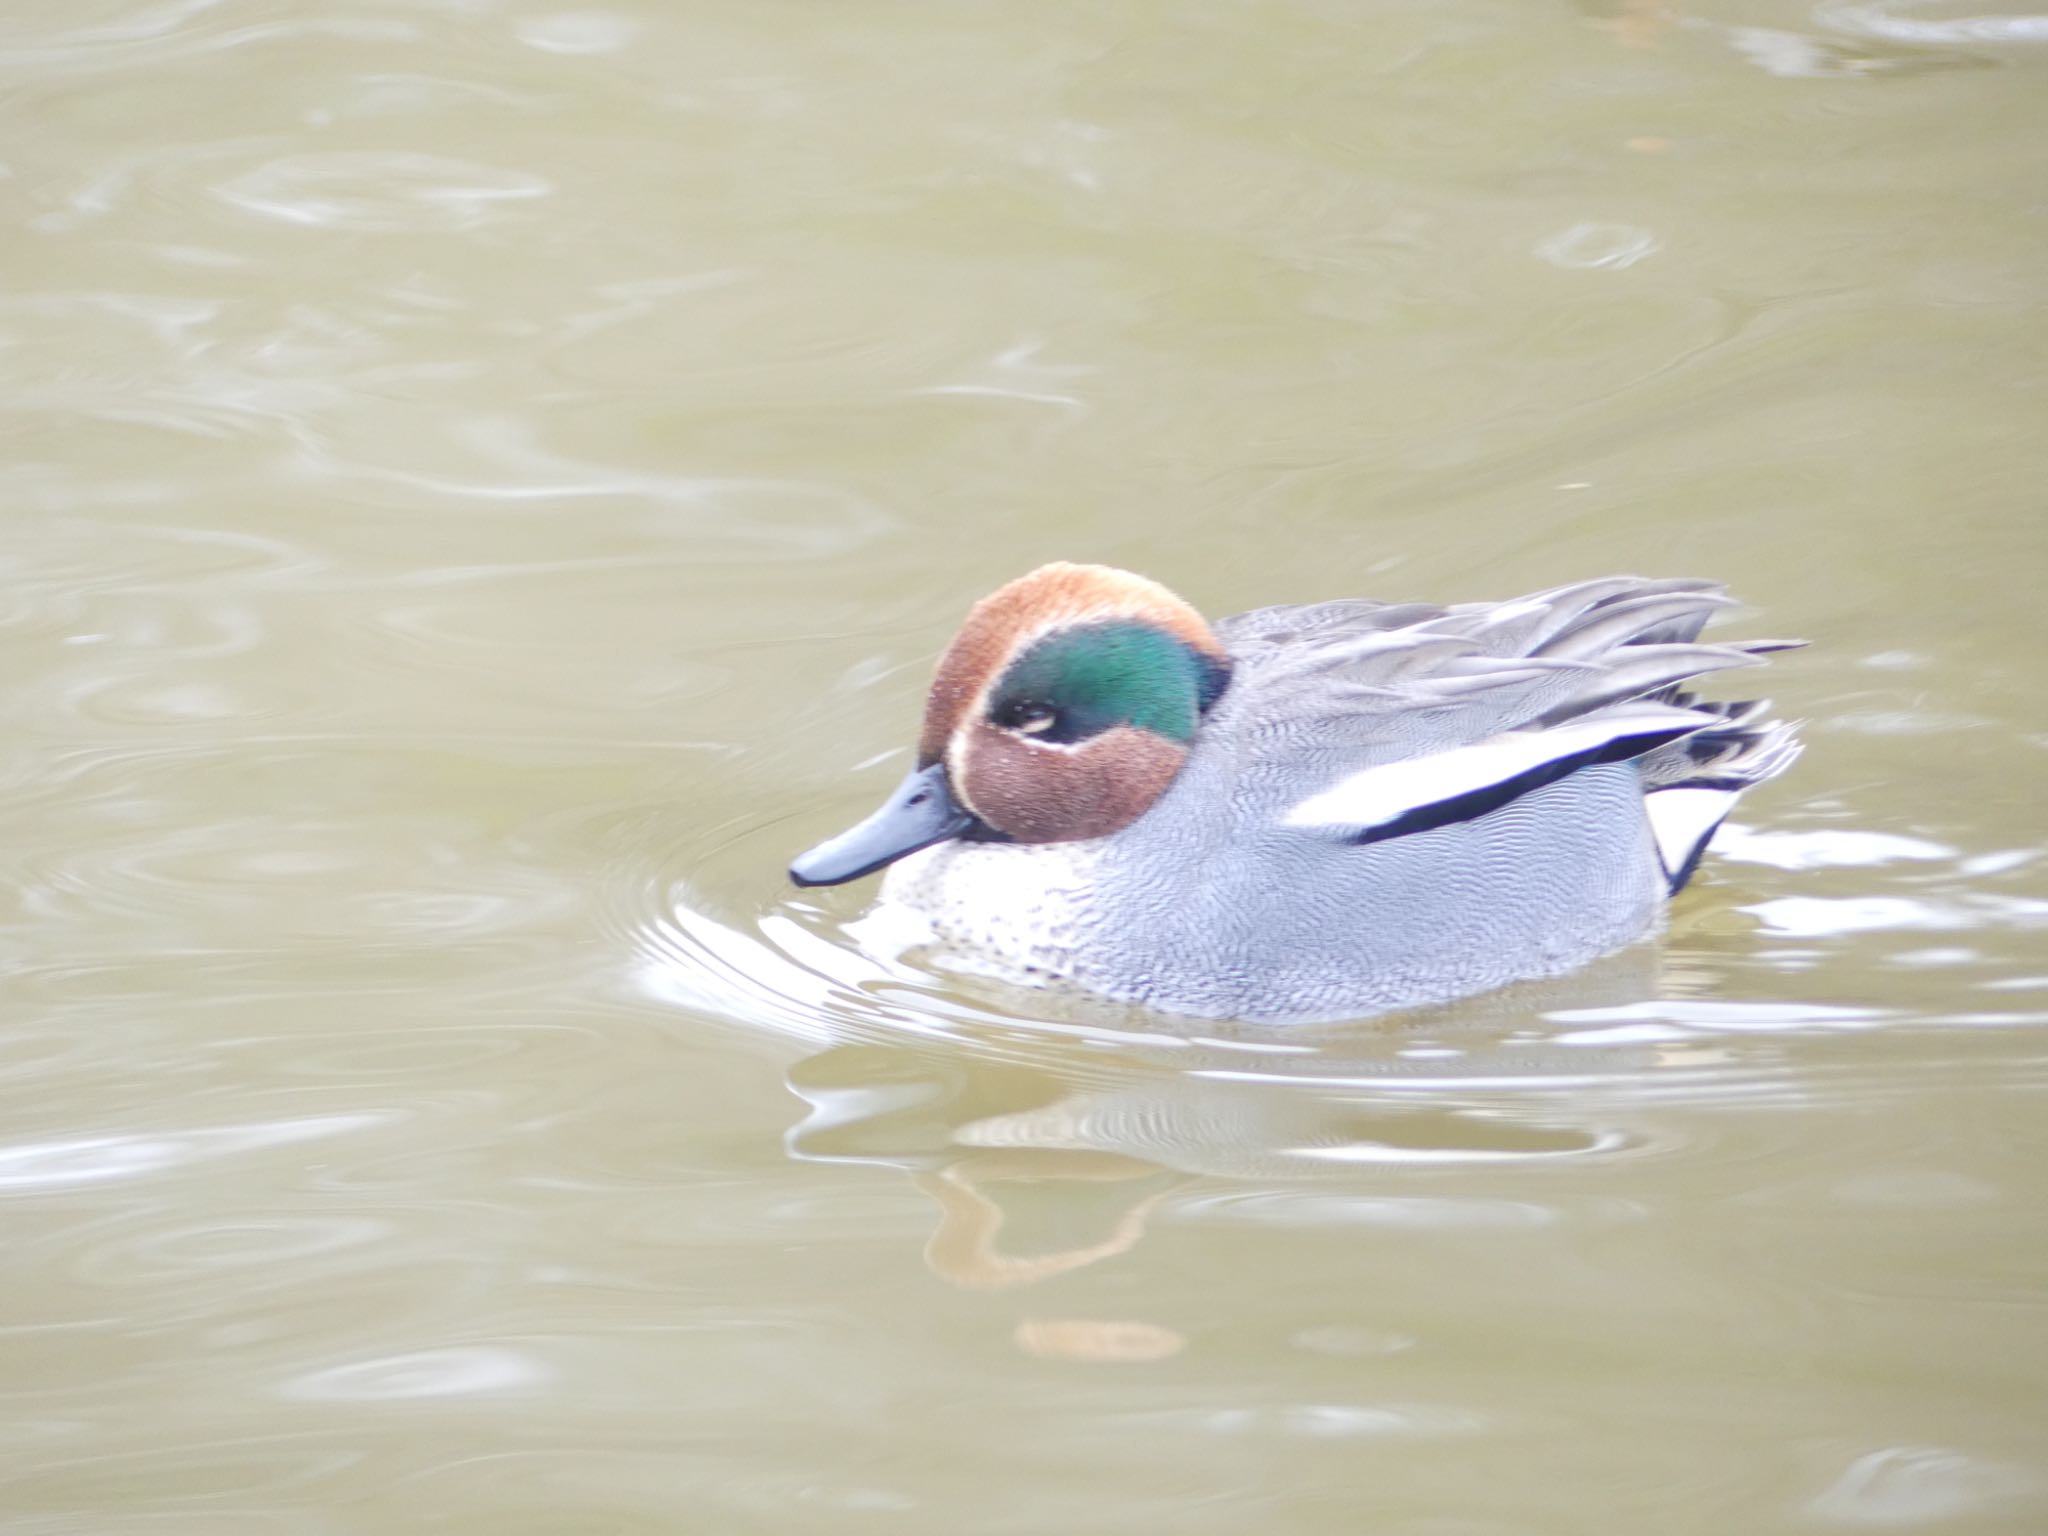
[790,563,1233,886]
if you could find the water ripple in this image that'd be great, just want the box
[0,1115,385,1194]
[211,153,552,233]
[282,1345,548,1403]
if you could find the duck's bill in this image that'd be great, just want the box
[789,762,979,887]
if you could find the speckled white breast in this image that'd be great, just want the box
[878,837,1107,988]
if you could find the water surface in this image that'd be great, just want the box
[4,1,2047,1531]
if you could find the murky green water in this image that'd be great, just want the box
[5,0,2047,1530]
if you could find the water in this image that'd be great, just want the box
[4,0,2046,1530]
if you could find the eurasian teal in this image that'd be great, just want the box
[791,564,1800,1023]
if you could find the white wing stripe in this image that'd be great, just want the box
[1282,708,1705,831]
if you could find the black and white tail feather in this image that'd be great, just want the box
[1224,576,1802,893]
[1637,694,1802,893]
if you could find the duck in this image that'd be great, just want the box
[790,563,1800,1024]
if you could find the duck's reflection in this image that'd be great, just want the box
[1577,0,1677,50]
[783,1015,1661,1307]
[786,1043,1183,1292]
[914,1147,1176,1292]
[785,1043,1200,1357]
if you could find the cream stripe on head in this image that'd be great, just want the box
[917,563,1226,767]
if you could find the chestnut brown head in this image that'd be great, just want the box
[790,563,1231,886]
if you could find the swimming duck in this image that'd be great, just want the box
[790,564,1800,1023]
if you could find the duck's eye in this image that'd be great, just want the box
[996,700,1058,736]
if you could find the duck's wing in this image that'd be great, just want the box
[1215,577,1800,877]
